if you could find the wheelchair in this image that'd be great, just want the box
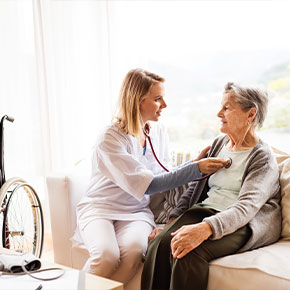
[0,115,44,258]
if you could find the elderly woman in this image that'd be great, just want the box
[141,82,281,290]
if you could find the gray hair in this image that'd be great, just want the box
[224,82,269,128]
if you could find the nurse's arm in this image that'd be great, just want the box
[144,161,201,195]
[144,158,227,196]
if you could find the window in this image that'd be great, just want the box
[107,1,290,154]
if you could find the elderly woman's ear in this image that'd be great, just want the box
[248,107,257,125]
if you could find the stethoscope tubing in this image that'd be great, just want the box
[143,124,232,183]
[144,129,170,172]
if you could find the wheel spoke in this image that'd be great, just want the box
[1,180,44,257]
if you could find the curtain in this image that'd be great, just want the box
[37,0,115,171]
[0,0,45,179]
[2,0,289,180]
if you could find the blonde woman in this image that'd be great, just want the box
[72,69,227,285]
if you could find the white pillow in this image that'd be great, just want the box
[272,147,290,240]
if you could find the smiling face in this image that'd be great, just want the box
[217,92,252,136]
[140,82,167,123]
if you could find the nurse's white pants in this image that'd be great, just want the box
[80,219,153,284]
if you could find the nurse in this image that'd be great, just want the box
[73,68,228,285]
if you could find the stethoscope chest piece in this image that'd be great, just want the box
[225,157,232,169]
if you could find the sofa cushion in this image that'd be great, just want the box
[272,147,290,240]
[209,240,290,282]
[208,264,290,290]
[151,184,189,224]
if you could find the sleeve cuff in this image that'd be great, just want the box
[134,170,154,201]
[203,216,223,240]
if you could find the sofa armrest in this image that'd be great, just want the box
[46,175,73,267]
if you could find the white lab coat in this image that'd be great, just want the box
[74,122,171,239]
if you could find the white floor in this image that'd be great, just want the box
[41,232,54,263]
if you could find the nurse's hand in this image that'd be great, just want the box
[170,222,212,259]
[197,158,228,174]
[148,227,163,242]
[193,145,211,161]
[148,217,176,242]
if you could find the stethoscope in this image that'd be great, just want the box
[143,123,232,182]
[143,123,170,173]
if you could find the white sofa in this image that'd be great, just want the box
[46,148,290,290]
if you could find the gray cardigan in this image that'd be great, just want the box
[169,134,281,252]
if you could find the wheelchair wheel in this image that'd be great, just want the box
[0,177,44,258]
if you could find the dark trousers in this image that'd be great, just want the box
[141,206,251,290]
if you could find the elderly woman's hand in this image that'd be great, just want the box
[197,158,228,174]
[170,222,213,259]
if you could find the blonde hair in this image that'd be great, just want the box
[114,68,165,136]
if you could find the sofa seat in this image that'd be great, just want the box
[208,240,290,290]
